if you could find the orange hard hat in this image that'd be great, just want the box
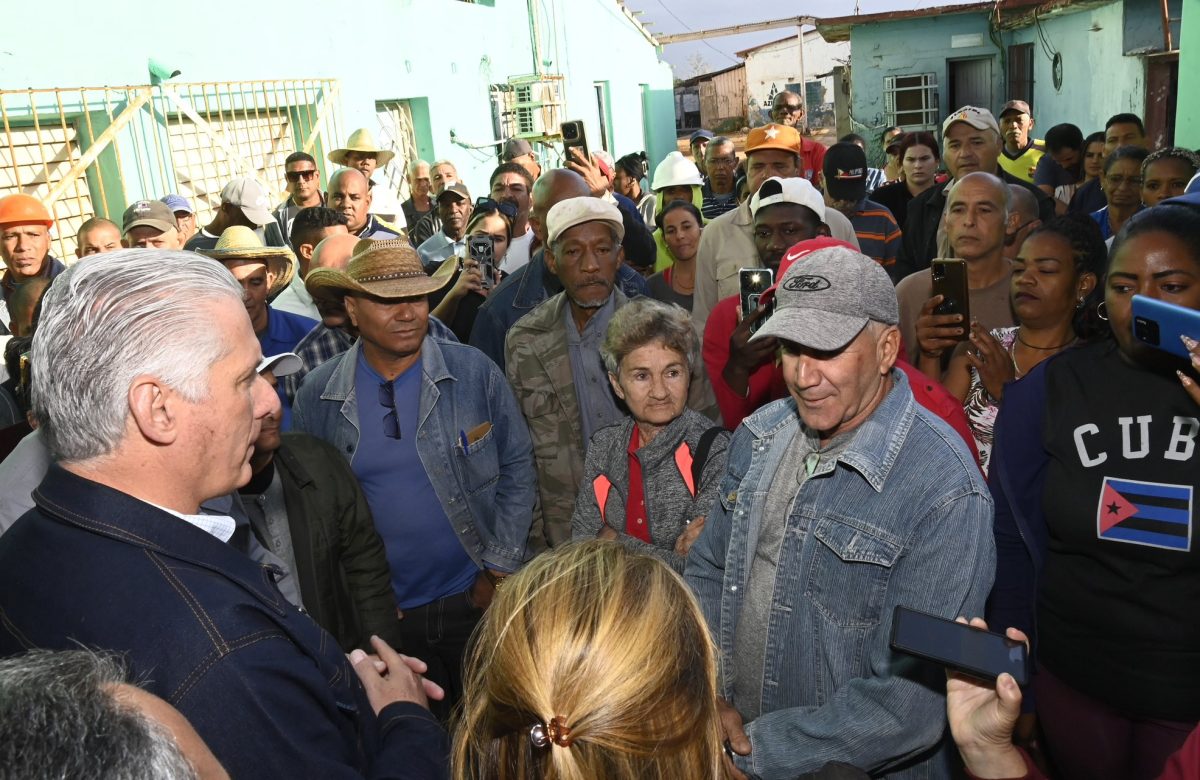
[0,194,54,228]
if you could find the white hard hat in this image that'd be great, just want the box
[651,151,703,190]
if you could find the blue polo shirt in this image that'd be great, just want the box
[351,349,477,609]
[259,305,317,431]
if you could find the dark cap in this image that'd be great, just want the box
[122,199,177,235]
[436,182,471,203]
[689,129,714,145]
[503,138,533,160]
[1000,100,1032,118]
[822,142,868,203]
[884,132,906,154]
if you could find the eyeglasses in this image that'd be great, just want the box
[707,156,738,168]
[378,381,401,439]
[285,170,318,183]
[472,197,518,220]
[1105,175,1143,189]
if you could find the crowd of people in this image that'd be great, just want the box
[0,89,1198,780]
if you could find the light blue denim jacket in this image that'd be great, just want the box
[685,371,995,779]
[292,336,537,573]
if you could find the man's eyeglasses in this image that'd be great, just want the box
[473,197,518,220]
[379,381,401,439]
[707,156,738,169]
[285,170,318,183]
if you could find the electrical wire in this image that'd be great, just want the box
[652,0,741,66]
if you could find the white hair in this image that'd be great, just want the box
[407,159,430,177]
[32,249,242,464]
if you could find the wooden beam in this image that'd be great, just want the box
[657,16,816,45]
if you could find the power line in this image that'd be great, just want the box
[653,0,741,65]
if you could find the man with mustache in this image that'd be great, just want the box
[416,183,472,270]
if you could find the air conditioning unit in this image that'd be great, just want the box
[505,75,564,139]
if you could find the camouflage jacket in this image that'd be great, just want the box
[505,290,719,550]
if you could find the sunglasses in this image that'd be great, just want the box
[472,197,518,220]
[285,170,318,183]
[378,381,401,439]
[773,104,804,115]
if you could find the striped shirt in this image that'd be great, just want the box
[701,183,738,220]
[846,198,903,275]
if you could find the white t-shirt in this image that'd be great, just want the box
[501,227,535,275]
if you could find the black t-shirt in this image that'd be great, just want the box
[1038,340,1200,719]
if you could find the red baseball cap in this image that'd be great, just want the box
[760,236,858,307]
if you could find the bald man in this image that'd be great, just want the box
[75,218,122,258]
[1004,183,1042,260]
[328,169,403,240]
[897,171,1018,368]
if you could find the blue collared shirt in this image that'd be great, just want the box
[563,292,623,444]
[260,305,317,431]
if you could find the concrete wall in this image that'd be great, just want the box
[2,0,676,205]
[743,33,850,127]
[849,2,1152,143]
[1177,0,1200,149]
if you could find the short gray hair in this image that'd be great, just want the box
[601,297,698,375]
[0,650,198,779]
[32,249,242,464]
[406,159,430,177]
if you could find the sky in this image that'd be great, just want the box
[622,0,978,77]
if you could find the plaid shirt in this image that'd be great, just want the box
[285,324,355,403]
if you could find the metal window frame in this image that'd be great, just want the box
[883,73,940,130]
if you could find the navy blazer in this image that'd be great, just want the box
[0,465,447,779]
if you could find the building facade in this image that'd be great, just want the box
[738,31,850,131]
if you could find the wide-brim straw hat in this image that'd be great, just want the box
[197,225,296,297]
[328,128,395,168]
[306,238,454,300]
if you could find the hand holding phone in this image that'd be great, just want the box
[930,259,970,340]
[468,234,498,291]
[739,268,774,334]
[890,605,1029,685]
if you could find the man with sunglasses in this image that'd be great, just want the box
[272,152,325,245]
[294,238,536,721]
[489,163,535,274]
[770,90,825,186]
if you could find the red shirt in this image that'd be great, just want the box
[701,293,982,468]
[624,426,651,542]
[800,136,827,186]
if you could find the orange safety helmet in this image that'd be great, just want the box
[0,194,54,228]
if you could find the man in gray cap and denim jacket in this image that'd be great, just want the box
[685,246,996,780]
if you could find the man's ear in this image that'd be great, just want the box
[343,295,360,328]
[128,376,178,446]
[816,222,831,238]
[544,243,559,276]
[878,325,902,373]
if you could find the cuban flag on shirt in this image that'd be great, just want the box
[1097,476,1193,551]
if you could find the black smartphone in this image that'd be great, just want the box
[889,605,1029,686]
[560,120,590,166]
[468,234,497,291]
[739,267,774,334]
[1131,294,1200,360]
[931,259,970,341]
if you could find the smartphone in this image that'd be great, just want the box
[560,120,590,166]
[468,234,497,291]
[889,605,1029,686]
[930,259,970,341]
[739,268,774,334]
[1132,294,1200,360]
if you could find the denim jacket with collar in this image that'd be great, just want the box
[685,370,996,779]
[292,335,537,574]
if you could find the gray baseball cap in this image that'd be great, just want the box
[752,246,898,351]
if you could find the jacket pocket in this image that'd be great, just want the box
[456,422,500,494]
[806,516,902,628]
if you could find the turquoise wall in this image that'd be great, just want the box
[1,0,676,205]
[848,1,1170,142]
[1178,0,1199,149]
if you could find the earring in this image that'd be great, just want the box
[1097,302,1108,321]
[1076,296,1085,309]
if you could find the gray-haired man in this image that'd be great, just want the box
[686,247,995,779]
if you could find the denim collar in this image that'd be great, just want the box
[742,368,914,493]
[320,335,454,403]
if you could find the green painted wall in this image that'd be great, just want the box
[3,0,676,205]
[1178,0,1200,149]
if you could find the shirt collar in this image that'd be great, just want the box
[149,501,237,543]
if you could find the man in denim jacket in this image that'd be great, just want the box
[685,247,995,779]
[294,238,537,719]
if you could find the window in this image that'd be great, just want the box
[593,82,612,152]
[884,74,939,130]
[1007,44,1034,111]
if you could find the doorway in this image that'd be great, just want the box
[949,57,993,111]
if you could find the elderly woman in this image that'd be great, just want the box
[572,298,728,571]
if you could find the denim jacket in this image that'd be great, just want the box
[685,371,996,779]
[292,336,537,573]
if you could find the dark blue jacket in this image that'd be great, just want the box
[0,465,448,779]
[468,249,647,372]
[985,356,1054,649]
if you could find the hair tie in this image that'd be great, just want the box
[529,716,573,748]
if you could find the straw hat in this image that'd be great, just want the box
[197,226,297,297]
[328,128,395,168]
[305,238,455,300]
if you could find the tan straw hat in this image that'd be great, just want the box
[305,238,454,300]
[197,225,296,297]
[328,128,396,168]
